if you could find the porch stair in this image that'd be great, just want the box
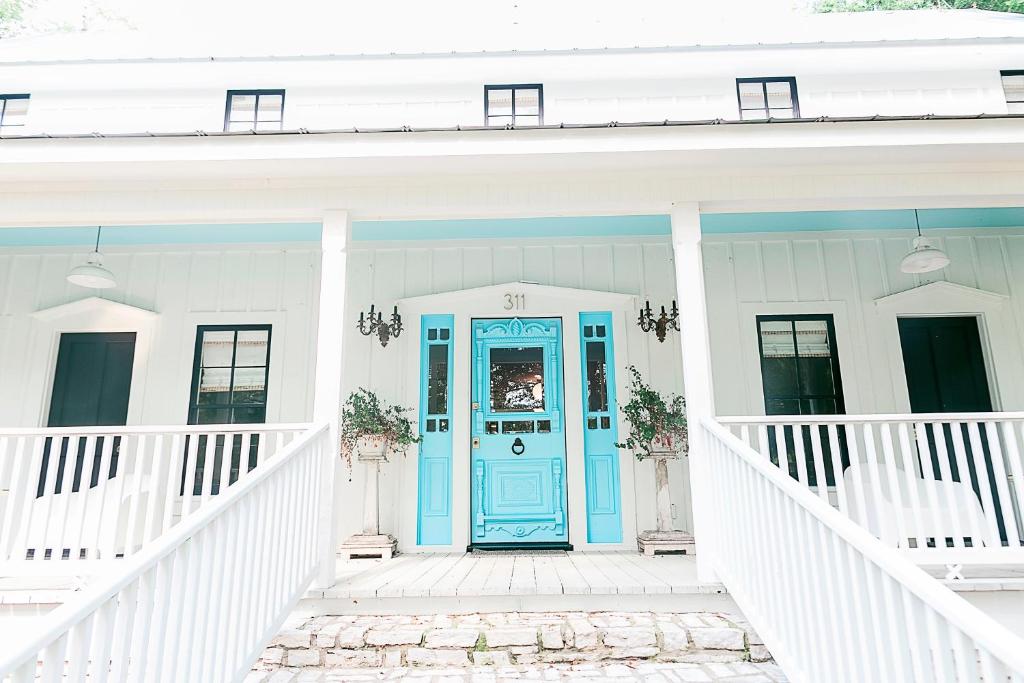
[253,609,777,673]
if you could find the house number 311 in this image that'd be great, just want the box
[503,293,526,310]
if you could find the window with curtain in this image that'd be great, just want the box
[736,78,799,120]
[224,89,285,131]
[484,84,543,126]
[185,325,271,494]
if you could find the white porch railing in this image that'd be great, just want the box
[0,424,309,571]
[0,422,330,683]
[701,417,1024,682]
[719,413,1024,573]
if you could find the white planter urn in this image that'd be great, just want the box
[340,435,397,560]
[637,431,696,556]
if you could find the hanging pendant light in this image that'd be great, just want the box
[899,209,950,274]
[66,226,117,289]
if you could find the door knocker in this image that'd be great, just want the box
[511,437,526,455]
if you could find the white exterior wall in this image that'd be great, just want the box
[1,40,1020,136]
[339,236,693,549]
[703,227,1024,417]
[0,243,321,428]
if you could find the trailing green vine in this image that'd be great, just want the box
[614,365,687,460]
[339,388,421,466]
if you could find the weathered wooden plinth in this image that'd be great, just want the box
[339,533,398,561]
[637,530,696,556]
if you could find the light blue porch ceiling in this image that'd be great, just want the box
[351,215,672,241]
[0,222,322,246]
[699,208,1024,234]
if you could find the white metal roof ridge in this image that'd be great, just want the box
[0,112,1021,141]
[0,8,1021,64]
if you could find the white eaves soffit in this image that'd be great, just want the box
[1,118,1023,184]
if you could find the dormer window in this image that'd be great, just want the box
[224,89,285,132]
[0,94,29,132]
[484,84,543,127]
[736,77,799,120]
[1002,71,1024,114]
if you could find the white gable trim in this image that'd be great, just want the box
[398,281,637,313]
[874,281,1008,312]
[31,296,158,324]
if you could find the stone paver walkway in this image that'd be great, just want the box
[246,661,788,682]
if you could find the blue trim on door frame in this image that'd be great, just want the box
[579,312,623,544]
[417,314,455,546]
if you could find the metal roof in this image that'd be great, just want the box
[0,7,1022,65]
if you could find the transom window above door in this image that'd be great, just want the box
[736,77,799,120]
[484,84,543,126]
[188,325,272,424]
[224,89,285,131]
[756,315,844,416]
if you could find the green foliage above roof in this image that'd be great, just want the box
[816,0,1023,15]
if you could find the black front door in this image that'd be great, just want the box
[898,316,1002,542]
[42,332,136,495]
[898,317,992,414]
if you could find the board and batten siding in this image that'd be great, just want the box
[0,244,321,428]
[340,236,693,544]
[703,228,1024,418]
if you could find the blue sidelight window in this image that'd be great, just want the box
[580,312,622,543]
[417,315,454,545]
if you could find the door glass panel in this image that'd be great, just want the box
[502,420,535,434]
[489,346,545,413]
[427,343,449,415]
[585,341,609,413]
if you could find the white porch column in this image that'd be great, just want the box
[311,209,350,589]
[670,203,719,583]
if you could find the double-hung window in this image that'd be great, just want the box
[224,89,285,131]
[757,315,847,486]
[1002,71,1024,114]
[736,77,799,120]
[185,325,271,494]
[484,84,543,126]
[0,94,29,132]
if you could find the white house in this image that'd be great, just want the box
[2,8,1024,681]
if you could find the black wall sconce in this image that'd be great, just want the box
[357,304,403,347]
[637,300,679,343]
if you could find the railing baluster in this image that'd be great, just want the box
[965,421,1003,546]
[936,422,966,548]
[90,435,116,559]
[984,421,1020,549]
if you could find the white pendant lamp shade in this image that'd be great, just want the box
[67,227,117,289]
[899,210,950,275]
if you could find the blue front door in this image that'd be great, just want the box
[471,317,568,545]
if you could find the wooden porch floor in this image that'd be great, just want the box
[314,551,721,599]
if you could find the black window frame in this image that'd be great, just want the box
[736,77,800,120]
[484,84,544,127]
[1001,70,1024,112]
[187,324,273,426]
[223,89,286,132]
[756,314,844,416]
[0,94,30,130]
[757,314,848,487]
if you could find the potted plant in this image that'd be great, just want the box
[339,388,421,466]
[615,366,695,556]
[615,366,688,459]
[338,388,421,561]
